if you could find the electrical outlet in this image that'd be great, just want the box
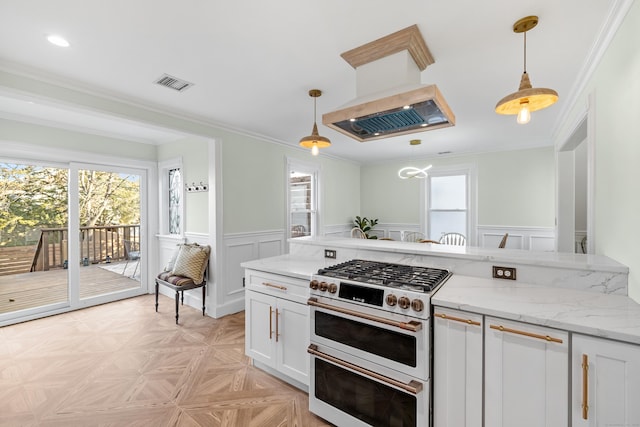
[493,266,517,280]
[324,249,337,259]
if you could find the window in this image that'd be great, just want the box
[422,166,476,244]
[168,168,182,234]
[287,158,319,240]
[159,158,184,235]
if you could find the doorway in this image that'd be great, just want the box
[557,112,593,254]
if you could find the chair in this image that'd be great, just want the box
[402,231,426,242]
[351,227,367,239]
[122,240,140,278]
[498,233,509,248]
[439,232,467,246]
[291,224,307,237]
[155,243,211,324]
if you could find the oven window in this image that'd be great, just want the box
[315,311,417,367]
[315,358,416,427]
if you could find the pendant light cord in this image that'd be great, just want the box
[523,31,527,73]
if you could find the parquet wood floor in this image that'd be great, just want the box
[0,294,332,426]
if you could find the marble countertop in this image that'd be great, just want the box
[242,253,640,345]
[241,254,326,280]
[433,275,640,345]
[291,237,628,274]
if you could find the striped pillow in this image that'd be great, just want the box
[171,243,210,284]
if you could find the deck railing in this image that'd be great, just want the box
[29,224,140,272]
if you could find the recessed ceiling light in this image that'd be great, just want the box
[47,35,70,47]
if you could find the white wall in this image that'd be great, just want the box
[220,130,361,234]
[556,0,640,300]
[157,136,210,234]
[360,147,555,228]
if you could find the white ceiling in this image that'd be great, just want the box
[0,0,619,163]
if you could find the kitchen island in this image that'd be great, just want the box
[242,237,640,426]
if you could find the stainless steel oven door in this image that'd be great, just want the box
[308,296,429,380]
[308,344,428,427]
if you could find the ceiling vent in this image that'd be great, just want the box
[323,25,455,142]
[154,74,194,92]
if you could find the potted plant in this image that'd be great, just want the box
[353,216,379,239]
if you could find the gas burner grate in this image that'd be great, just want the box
[317,259,450,292]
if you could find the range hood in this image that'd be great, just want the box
[322,25,455,142]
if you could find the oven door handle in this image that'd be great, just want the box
[308,344,423,394]
[307,297,422,332]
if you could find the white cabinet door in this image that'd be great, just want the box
[485,317,568,427]
[245,289,309,386]
[245,290,276,366]
[572,334,640,427]
[275,298,309,385]
[433,307,483,427]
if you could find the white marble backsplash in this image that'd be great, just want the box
[289,237,629,295]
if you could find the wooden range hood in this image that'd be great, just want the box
[322,25,455,143]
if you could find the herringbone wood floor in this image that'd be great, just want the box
[0,294,331,426]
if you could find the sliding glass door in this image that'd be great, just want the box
[0,160,147,325]
[73,164,145,303]
[0,161,70,320]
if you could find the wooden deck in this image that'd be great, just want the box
[0,262,141,314]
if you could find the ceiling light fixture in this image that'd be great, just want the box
[47,34,70,47]
[299,89,331,156]
[495,16,558,124]
[398,165,432,179]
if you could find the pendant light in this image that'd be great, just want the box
[299,89,331,155]
[495,16,558,124]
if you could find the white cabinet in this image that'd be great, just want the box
[484,316,568,427]
[572,334,640,426]
[433,307,483,427]
[244,269,309,388]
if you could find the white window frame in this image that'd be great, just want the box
[285,157,320,246]
[158,157,184,236]
[420,164,477,245]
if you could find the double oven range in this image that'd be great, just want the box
[307,259,452,427]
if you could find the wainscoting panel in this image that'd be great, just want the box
[477,226,555,251]
[223,230,285,314]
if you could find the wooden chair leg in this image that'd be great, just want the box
[174,291,180,324]
[181,290,184,305]
[202,284,206,316]
[155,281,159,312]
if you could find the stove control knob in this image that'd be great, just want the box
[328,283,338,294]
[398,296,411,310]
[309,280,319,290]
[411,299,425,312]
[319,281,329,292]
[386,294,398,306]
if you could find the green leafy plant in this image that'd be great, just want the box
[353,216,379,239]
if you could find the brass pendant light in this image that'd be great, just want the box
[495,16,558,124]
[299,89,331,155]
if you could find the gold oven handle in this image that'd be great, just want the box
[307,297,422,332]
[489,324,564,344]
[308,344,423,394]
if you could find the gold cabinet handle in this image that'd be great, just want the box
[435,312,481,326]
[582,354,589,420]
[262,282,287,291]
[489,324,563,344]
[308,297,422,332]
[269,306,273,340]
[308,344,423,395]
[275,308,280,342]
